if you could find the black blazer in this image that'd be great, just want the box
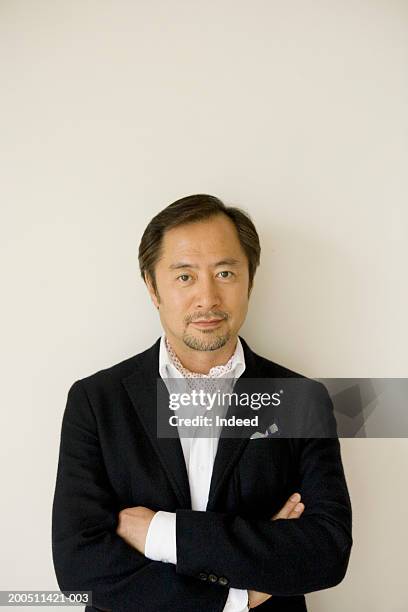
[52,336,353,612]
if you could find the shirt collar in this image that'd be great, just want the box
[159,333,246,380]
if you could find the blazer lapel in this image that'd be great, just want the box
[121,338,192,509]
[206,336,264,510]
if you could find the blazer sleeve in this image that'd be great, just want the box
[51,380,228,612]
[175,382,353,596]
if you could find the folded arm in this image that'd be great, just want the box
[174,384,353,596]
[143,438,352,597]
[51,380,228,612]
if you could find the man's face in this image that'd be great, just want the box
[145,214,251,352]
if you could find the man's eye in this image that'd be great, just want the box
[177,271,233,282]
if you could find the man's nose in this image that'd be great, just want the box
[194,276,221,310]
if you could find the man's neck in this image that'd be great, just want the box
[165,334,238,375]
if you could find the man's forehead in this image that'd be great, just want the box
[158,219,246,267]
[160,237,244,259]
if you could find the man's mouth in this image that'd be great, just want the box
[192,319,223,328]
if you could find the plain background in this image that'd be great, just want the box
[1,1,407,610]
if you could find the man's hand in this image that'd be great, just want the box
[247,493,305,609]
[116,506,156,554]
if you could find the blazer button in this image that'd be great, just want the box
[198,572,208,581]
[208,574,218,583]
[218,576,229,586]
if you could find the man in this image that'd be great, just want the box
[52,194,352,611]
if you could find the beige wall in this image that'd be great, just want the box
[1,1,407,610]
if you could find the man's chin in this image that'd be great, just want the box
[182,331,230,352]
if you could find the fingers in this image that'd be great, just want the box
[287,501,304,518]
[271,492,304,520]
[247,590,272,609]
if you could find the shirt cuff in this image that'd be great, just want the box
[144,510,177,564]
[224,588,249,611]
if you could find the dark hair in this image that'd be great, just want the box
[138,194,261,298]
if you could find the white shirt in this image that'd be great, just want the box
[144,334,249,612]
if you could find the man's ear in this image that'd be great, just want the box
[144,272,160,309]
